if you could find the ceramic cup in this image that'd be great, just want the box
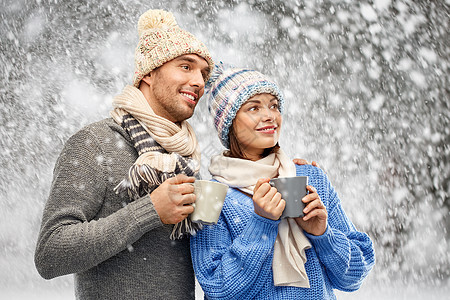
[189,180,229,225]
[270,176,309,218]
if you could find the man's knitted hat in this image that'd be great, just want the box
[205,63,285,148]
[133,9,214,87]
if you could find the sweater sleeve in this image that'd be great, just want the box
[303,167,375,292]
[34,127,163,279]
[190,205,279,300]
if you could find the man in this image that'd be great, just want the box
[35,9,213,299]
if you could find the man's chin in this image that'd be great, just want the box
[174,110,195,123]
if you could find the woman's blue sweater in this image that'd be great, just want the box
[190,164,375,299]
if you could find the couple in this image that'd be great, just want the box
[34,9,374,300]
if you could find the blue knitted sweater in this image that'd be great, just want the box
[190,164,375,299]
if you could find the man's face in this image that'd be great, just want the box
[142,54,210,123]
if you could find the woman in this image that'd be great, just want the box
[190,65,375,299]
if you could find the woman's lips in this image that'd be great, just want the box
[256,126,277,134]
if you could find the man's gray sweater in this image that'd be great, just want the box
[34,118,195,299]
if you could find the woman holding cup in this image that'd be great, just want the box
[190,64,375,299]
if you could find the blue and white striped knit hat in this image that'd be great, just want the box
[205,63,285,148]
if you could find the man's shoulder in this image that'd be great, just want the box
[81,117,121,132]
[73,118,125,138]
[65,118,129,147]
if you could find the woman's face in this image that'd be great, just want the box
[232,93,282,161]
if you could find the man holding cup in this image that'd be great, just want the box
[34,9,213,299]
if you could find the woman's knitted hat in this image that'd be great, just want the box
[133,9,214,87]
[205,63,285,148]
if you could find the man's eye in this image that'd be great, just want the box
[181,65,190,70]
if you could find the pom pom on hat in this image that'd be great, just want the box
[133,9,214,87]
[205,61,234,95]
[137,9,178,36]
[205,62,285,148]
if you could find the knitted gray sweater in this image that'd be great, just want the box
[34,118,195,299]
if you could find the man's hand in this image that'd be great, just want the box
[252,178,285,220]
[150,174,196,224]
[292,158,320,169]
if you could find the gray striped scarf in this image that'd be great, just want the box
[115,114,202,239]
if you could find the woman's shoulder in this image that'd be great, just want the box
[295,163,327,178]
[295,163,332,190]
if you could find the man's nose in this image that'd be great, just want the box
[189,69,205,89]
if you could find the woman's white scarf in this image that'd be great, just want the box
[110,85,201,239]
[209,149,311,288]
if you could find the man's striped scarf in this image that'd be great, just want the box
[114,114,202,239]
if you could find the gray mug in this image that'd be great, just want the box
[270,176,308,218]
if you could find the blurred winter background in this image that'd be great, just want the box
[1,0,448,299]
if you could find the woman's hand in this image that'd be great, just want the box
[253,178,286,220]
[295,185,327,236]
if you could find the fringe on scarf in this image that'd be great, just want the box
[114,166,203,240]
[114,114,203,240]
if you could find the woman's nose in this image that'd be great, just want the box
[261,107,275,121]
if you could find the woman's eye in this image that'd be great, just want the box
[248,107,257,112]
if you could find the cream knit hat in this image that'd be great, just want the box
[133,9,214,87]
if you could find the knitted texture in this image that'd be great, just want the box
[114,114,202,239]
[191,164,375,300]
[35,118,195,299]
[205,63,285,148]
[111,85,201,164]
[133,9,214,87]
[116,114,198,195]
[110,85,203,239]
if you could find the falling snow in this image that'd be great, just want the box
[0,0,448,299]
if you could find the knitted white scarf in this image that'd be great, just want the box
[209,149,311,288]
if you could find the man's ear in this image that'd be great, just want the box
[141,74,152,86]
